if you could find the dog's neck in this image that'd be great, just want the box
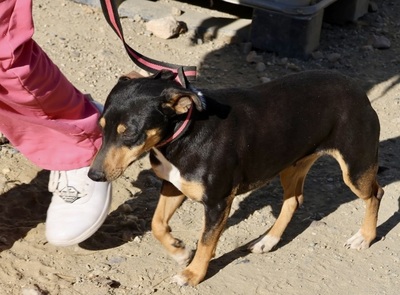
[156,104,194,148]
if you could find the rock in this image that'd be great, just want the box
[246,51,263,63]
[121,203,133,213]
[2,168,10,174]
[145,16,184,39]
[287,63,301,71]
[260,76,271,84]
[240,42,252,55]
[171,7,183,16]
[311,51,324,60]
[327,53,341,63]
[369,34,391,49]
[255,62,266,72]
[133,14,144,23]
[277,57,288,66]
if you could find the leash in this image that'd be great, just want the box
[99,0,197,82]
[99,0,200,146]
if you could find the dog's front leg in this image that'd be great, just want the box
[151,181,191,266]
[172,192,235,286]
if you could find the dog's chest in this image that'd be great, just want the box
[150,148,204,201]
[151,148,183,190]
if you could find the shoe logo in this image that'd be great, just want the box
[59,186,81,203]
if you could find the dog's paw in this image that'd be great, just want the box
[344,230,371,250]
[171,268,204,286]
[172,274,189,286]
[170,246,193,266]
[248,234,280,253]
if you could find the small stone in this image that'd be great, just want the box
[327,53,341,63]
[311,51,323,60]
[260,77,271,84]
[145,16,184,39]
[133,236,142,243]
[171,7,183,16]
[246,51,263,63]
[21,286,47,295]
[277,57,288,66]
[287,63,301,71]
[133,14,144,23]
[369,34,391,49]
[240,42,252,54]
[120,204,133,213]
[122,230,133,242]
[255,62,266,72]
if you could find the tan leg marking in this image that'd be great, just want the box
[250,153,320,253]
[327,150,384,249]
[173,189,237,286]
[151,181,191,265]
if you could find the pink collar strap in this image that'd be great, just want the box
[156,104,194,148]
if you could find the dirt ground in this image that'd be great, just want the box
[0,0,399,294]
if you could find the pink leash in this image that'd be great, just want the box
[99,0,197,82]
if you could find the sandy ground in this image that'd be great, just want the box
[0,0,399,294]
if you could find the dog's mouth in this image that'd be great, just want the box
[89,143,147,182]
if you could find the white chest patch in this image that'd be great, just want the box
[151,148,182,191]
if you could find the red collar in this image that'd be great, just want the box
[156,104,194,148]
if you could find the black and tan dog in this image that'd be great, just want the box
[88,69,384,286]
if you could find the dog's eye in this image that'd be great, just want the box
[120,133,138,145]
[120,128,143,146]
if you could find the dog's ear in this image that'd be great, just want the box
[119,70,144,81]
[161,88,204,115]
[152,70,177,81]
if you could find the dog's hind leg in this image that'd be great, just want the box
[329,150,384,250]
[151,181,191,266]
[249,154,320,253]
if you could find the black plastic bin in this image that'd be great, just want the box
[222,0,369,58]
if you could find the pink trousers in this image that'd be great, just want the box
[0,0,102,171]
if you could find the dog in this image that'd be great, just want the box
[88,69,384,286]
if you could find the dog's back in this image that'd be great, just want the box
[176,70,380,193]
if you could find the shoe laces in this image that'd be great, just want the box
[49,168,90,203]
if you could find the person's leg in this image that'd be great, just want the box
[0,0,101,170]
[0,0,111,246]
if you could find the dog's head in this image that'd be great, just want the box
[88,70,204,182]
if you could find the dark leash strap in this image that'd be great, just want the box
[99,0,197,82]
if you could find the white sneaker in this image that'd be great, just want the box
[45,166,111,246]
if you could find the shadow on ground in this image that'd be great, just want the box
[0,170,50,252]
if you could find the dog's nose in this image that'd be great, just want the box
[88,168,107,182]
